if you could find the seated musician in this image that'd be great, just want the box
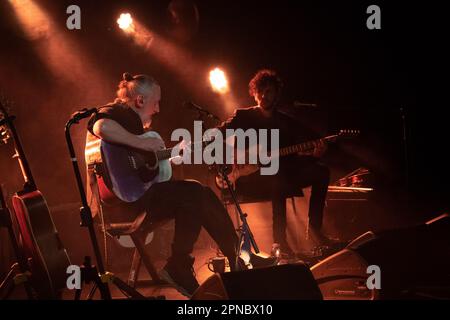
[218,69,337,256]
[85,72,245,297]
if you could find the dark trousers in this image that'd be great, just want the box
[235,158,330,244]
[137,180,238,264]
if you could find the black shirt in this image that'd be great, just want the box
[87,103,144,136]
[220,106,319,147]
[85,102,144,218]
[219,106,320,164]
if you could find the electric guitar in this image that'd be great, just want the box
[215,129,360,189]
[86,131,211,204]
[0,99,71,299]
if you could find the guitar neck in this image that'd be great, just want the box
[13,136,37,192]
[278,135,338,157]
[156,148,173,161]
[156,134,344,161]
[0,105,37,191]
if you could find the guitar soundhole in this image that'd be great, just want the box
[129,150,159,182]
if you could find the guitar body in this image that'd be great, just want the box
[12,191,71,299]
[100,131,172,203]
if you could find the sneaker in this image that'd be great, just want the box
[234,254,277,271]
[159,255,199,298]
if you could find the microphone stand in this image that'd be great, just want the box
[64,108,148,300]
[217,165,260,271]
[185,101,221,123]
[187,103,260,269]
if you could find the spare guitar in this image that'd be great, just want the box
[215,129,360,189]
[0,99,70,299]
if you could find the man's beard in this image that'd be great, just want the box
[143,114,155,129]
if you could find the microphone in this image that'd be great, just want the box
[184,101,204,112]
[293,101,318,108]
[70,107,98,121]
[183,101,220,121]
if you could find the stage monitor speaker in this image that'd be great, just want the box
[311,213,450,300]
[191,262,323,300]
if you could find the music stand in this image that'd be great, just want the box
[64,113,155,300]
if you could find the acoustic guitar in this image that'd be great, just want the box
[0,99,71,299]
[86,131,210,204]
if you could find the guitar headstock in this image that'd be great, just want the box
[0,96,12,145]
[338,129,360,138]
[0,125,11,145]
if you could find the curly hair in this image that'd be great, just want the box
[248,69,283,97]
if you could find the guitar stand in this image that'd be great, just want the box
[0,263,33,300]
[65,115,162,300]
[217,165,260,271]
[0,184,34,300]
[74,256,160,300]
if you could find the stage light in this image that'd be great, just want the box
[117,13,134,32]
[8,0,50,40]
[8,0,108,99]
[209,68,229,94]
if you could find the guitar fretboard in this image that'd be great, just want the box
[278,135,337,157]
[156,131,354,160]
[156,148,174,161]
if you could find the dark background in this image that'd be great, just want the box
[0,0,448,270]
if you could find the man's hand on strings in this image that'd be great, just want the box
[312,140,327,157]
[139,136,165,152]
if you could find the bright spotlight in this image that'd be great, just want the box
[117,13,133,32]
[209,68,229,94]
